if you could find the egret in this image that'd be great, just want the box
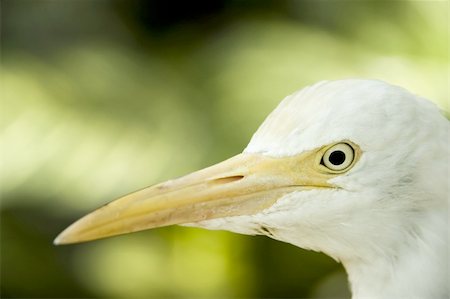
[55,79,449,298]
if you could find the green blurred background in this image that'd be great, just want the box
[1,0,448,298]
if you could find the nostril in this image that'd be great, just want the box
[210,175,244,185]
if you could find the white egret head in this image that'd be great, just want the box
[55,79,448,297]
[195,79,448,261]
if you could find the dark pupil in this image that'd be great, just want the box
[329,150,346,165]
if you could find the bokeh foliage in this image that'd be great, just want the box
[1,0,448,298]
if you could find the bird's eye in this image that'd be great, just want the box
[322,143,354,171]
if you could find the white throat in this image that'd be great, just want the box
[341,209,448,298]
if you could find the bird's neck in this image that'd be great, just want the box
[341,209,448,299]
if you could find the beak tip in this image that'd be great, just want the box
[53,232,68,245]
[53,236,62,246]
[54,225,80,245]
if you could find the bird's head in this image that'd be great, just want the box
[55,79,447,262]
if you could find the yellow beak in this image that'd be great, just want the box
[54,151,333,245]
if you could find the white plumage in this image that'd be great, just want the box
[56,79,449,298]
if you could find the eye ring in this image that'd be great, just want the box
[321,143,354,171]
